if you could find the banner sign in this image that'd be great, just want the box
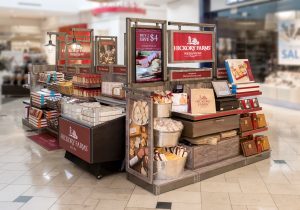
[217,68,228,79]
[59,118,91,163]
[169,30,214,63]
[135,28,163,83]
[278,20,300,65]
[170,68,212,81]
[113,65,127,75]
[96,65,110,73]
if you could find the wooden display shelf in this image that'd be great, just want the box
[172,107,262,121]
[95,96,126,107]
[72,95,97,101]
[236,91,262,99]
[240,127,268,137]
[128,151,271,195]
[239,107,262,114]
[73,82,101,88]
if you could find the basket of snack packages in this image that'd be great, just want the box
[153,118,183,147]
[153,146,188,180]
[152,91,172,118]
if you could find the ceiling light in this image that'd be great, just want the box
[44,34,56,53]
[67,30,82,52]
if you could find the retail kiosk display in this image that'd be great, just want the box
[23,28,126,179]
[125,18,270,195]
[22,18,270,190]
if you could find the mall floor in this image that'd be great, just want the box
[0,98,299,210]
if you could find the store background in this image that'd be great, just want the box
[0,0,299,108]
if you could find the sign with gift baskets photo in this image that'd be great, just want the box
[169,31,214,63]
[135,28,163,83]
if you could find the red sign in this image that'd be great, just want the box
[67,66,76,73]
[170,69,212,81]
[135,28,163,83]
[113,66,127,75]
[170,31,213,63]
[96,65,110,73]
[217,68,228,79]
[79,67,90,73]
[59,118,91,163]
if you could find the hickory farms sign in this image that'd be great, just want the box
[59,118,91,163]
[79,67,90,73]
[217,68,228,79]
[96,65,110,73]
[169,30,214,63]
[113,65,127,75]
[170,68,212,81]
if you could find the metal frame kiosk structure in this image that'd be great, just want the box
[125,20,270,195]
[125,18,169,187]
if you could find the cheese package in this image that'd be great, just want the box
[172,93,188,106]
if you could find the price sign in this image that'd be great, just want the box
[135,28,163,83]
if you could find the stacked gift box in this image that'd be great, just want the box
[38,71,64,84]
[31,89,61,107]
[28,107,47,128]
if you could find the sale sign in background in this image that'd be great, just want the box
[170,31,213,63]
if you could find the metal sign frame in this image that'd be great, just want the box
[126,92,154,184]
[95,36,118,66]
[126,17,168,88]
[168,21,217,78]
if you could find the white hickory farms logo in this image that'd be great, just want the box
[69,126,78,140]
[196,95,210,107]
[174,35,211,51]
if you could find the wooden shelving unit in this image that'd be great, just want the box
[240,127,268,137]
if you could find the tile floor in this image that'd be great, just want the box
[0,98,299,210]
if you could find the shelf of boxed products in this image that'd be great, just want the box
[172,107,263,121]
[240,127,268,137]
[236,91,262,99]
[72,95,97,102]
[95,95,126,107]
[72,82,101,88]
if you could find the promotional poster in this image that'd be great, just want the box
[135,28,162,83]
[98,39,117,65]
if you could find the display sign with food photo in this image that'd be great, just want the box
[135,28,163,83]
[128,97,153,182]
[97,37,117,65]
[225,59,255,84]
[169,31,214,63]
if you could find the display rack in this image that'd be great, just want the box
[125,18,271,195]
[172,107,263,121]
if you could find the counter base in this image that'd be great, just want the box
[127,150,271,195]
[65,151,124,179]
